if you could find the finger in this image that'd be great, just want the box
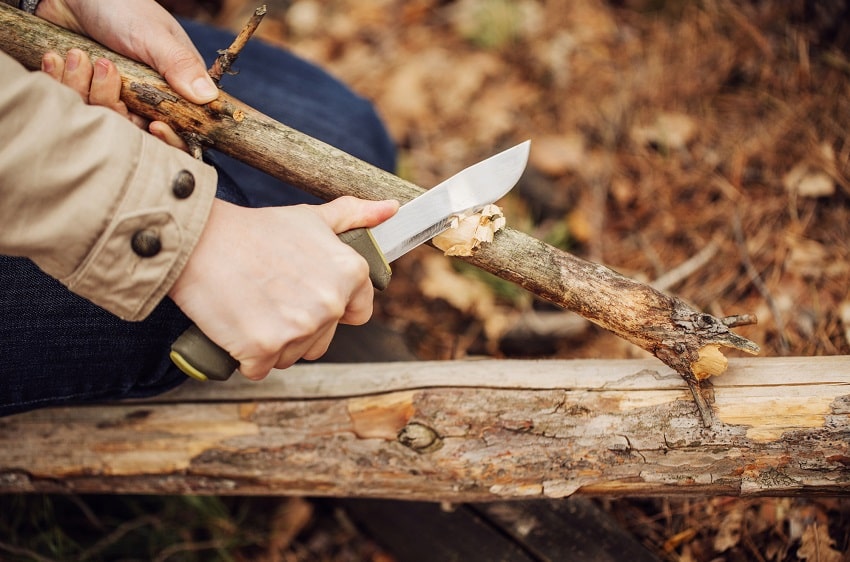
[90,58,129,118]
[235,339,280,381]
[339,279,375,326]
[61,49,94,103]
[271,324,333,370]
[312,197,400,234]
[128,113,151,130]
[238,333,313,380]
[41,51,64,81]
[238,360,275,382]
[301,323,339,361]
[149,121,189,152]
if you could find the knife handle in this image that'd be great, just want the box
[170,324,237,382]
[337,227,392,291]
[169,227,391,382]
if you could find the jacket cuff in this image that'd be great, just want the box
[60,134,217,321]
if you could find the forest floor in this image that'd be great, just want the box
[199,2,850,559]
[4,0,850,560]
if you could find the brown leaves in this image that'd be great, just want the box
[797,523,843,562]
[417,254,514,350]
[712,508,744,553]
[528,134,586,177]
[609,497,850,562]
[630,112,698,152]
[783,143,841,199]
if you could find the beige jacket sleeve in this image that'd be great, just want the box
[0,51,217,321]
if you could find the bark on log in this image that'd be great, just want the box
[0,357,848,499]
[0,6,759,421]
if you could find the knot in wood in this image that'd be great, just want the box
[397,422,443,453]
[671,310,728,336]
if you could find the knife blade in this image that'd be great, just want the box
[334,140,530,291]
[170,141,530,382]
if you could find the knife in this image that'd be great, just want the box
[170,140,530,381]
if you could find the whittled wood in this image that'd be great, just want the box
[0,6,759,412]
[0,357,847,499]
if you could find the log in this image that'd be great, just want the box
[0,5,759,423]
[1,356,848,499]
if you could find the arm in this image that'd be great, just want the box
[0,51,217,321]
[2,37,398,380]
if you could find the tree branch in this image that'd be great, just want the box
[207,4,267,83]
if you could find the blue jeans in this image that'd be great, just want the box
[0,20,396,416]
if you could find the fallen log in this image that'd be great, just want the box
[0,5,759,423]
[1,356,848,499]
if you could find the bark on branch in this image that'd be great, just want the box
[207,4,266,83]
[0,6,760,422]
[1,357,848,499]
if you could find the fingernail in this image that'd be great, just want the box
[66,49,80,71]
[93,59,109,81]
[191,76,219,101]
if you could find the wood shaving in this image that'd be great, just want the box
[691,344,728,380]
[432,204,506,257]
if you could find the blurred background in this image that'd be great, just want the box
[3,0,850,560]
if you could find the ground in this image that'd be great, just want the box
[3,0,850,560]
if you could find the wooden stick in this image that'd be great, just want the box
[0,6,759,422]
[1,357,847,499]
[207,4,267,83]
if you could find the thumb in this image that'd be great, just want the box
[154,41,219,104]
[313,197,399,234]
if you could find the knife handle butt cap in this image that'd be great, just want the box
[170,324,238,381]
[338,227,392,291]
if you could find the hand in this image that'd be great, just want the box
[41,48,188,150]
[168,197,400,380]
[36,0,219,104]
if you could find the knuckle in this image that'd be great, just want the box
[289,309,323,335]
[320,290,348,320]
[338,251,370,282]
[167,48,199,72]
[346,304,373,327]
[235,325,284,364]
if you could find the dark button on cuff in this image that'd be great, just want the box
[172,170,195,199]
[131,229,162,257]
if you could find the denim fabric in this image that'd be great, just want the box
[0,21,396,416]
[181,19,397,207]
